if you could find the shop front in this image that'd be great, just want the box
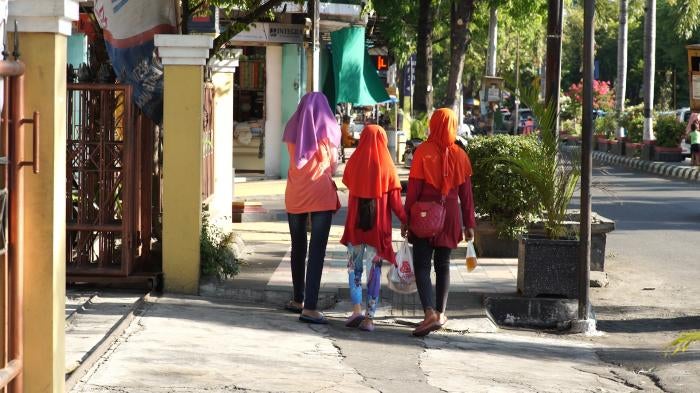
[231,23,305,177]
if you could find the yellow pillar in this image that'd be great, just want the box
[155,35,213,294]
[10,0,77,390]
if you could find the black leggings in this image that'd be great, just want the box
[412,238,452,313]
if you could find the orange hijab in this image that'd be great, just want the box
[342,125,401,198]
[409,108,473,195]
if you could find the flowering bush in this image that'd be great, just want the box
[566,80,616,121]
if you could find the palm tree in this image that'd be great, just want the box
[642,0,656,141]
[615,0,628,139]
[445,0,478,111]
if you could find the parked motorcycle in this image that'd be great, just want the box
[402,138,424,168]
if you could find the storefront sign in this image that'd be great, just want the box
[231,23,303,44]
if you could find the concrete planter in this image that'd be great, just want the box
[567,136,581,146]
[641,142,655,161]
[609,140,625,155]
[653,146,683,162]
[477,212,615,269]
[597,139,613,153]
[624,142,642,158]
[475,220,519,258]
[517,235,580,299]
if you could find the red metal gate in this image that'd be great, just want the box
[0,44,40,392]
[66,83,160,285]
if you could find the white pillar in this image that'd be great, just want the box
[265,45,282,178]
[211,55,239,222]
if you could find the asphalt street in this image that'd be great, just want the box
[574,164,700,392]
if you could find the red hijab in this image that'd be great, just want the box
[342,125,401,198]
[409,108,472,195]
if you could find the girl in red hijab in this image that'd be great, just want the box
[341,125,407,332]
[402,108,476,336]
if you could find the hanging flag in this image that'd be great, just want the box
[94,0,177,124]
[330,26,390,107]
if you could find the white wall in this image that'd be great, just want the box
[265,45,283,178]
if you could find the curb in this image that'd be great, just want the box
[561,146,700,182]
[592,151,700,182]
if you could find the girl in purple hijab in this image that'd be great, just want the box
[283,92,341,168]
[283,92,341,324]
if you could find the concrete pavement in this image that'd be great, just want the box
[71,295,662,393]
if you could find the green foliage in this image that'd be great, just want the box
[619,104,644,143]
[200,212,241,280]
[410,113,429,140]
[561,119,581,137]
[594,114,618,140]
[667,331,700,354]
[500,86,580,239]
[655,114,687,147]
[466,135,540,239]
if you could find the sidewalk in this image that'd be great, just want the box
[70,294,662,393]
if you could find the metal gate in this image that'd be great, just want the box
[66,83,160,284]
[0,40,40,392]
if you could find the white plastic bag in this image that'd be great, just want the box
[387,239,417,294]
[465,240,478,272]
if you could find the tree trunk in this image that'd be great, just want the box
[545,0,563,137]
[414,0,434,114]
[643,0,656,141]
[616,0,628,138]
[445,0,476,111]
[485,4,498,76]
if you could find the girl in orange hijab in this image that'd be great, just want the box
[402,108,476,336]
[341,125,407,332]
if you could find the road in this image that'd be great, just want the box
[580,164,700,392]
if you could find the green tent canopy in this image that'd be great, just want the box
[329,26,390,108]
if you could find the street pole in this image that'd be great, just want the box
[310,0,320,92]
[545,0,563,136]
[579,0,595,322]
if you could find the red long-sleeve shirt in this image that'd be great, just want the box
[340,189,407,263]
[404,177,476,249]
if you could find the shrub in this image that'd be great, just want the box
[619,104,644,143]
[655,114,686,148]
[201,212,242,280]
[466,135,540,239]
[410,113,428,140]
[594,114,617,139]
[561,119,581,137]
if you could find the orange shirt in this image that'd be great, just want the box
[285,140,340,214]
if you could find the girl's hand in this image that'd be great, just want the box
[401,223,409,238]
[464,227,475,242]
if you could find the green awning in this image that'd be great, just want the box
[329,26,389,107]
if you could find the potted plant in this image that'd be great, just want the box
[560,119,581,145]
[466,135,540,257]
[594,114,619,154]
[502,87,582,299]
[653,114,686,162]
[620,104,644,158]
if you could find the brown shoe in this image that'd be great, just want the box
[412,320,441,337]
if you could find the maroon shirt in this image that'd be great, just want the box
[404,177,476,249]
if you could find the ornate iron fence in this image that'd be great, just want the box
[202,82,215,202]
[66,84,158,278]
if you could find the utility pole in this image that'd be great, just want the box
[578,0,595,326]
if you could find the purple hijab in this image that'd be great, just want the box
[283,92,341,169]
